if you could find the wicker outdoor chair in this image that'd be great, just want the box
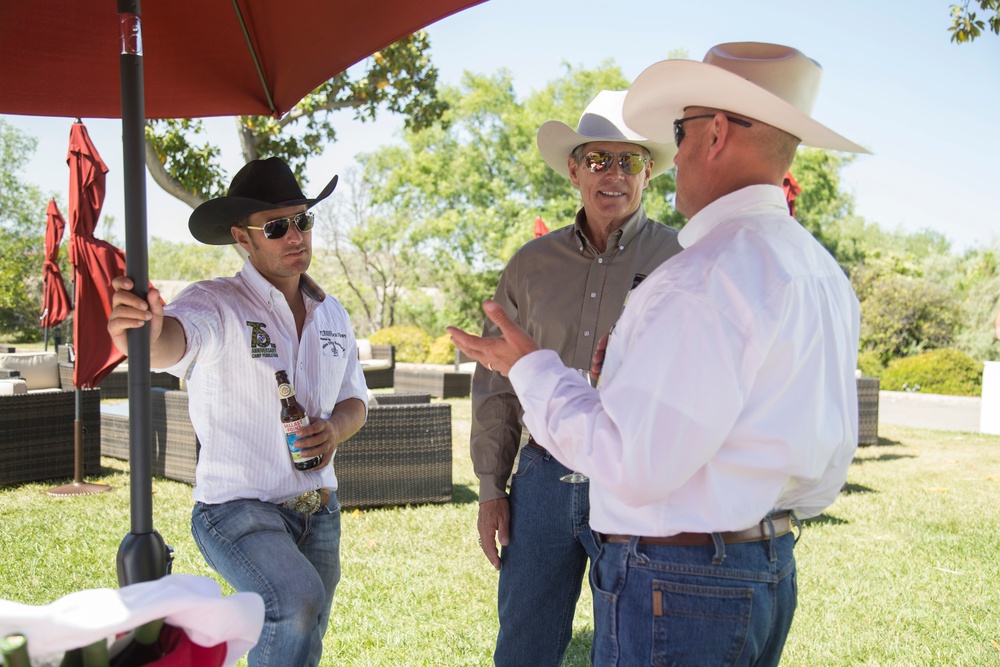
[101,389,452,509]
[857,376,880,446]
[0,373,101,486]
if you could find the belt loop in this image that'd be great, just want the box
[789,511,802,545]
[763,515,777,562]
[710,532,726,565]
[628,536,648,564]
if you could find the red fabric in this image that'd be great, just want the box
[40,200,72,329]
[782,170,802,216]
[66,123,127,389]
[0,0,487,120]
[533,216,550,238]
[147,624,228,667]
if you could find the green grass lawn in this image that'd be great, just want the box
[1,397,998,665]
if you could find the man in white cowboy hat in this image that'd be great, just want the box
[450,42,868,666]
[470,89,682,666]
[108,157,368,667]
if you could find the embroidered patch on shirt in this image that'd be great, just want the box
[320,329,348,357]
[246,320,278,358]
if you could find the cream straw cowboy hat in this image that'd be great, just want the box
[623,42,869,154]
[537,90,677,178]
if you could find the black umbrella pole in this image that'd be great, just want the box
[115,0,168,587]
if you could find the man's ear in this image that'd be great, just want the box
[231,225,250,250]
[706,114,729,160]
[567,155,582,189]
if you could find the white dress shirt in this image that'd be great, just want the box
[157,260,368,505]
[510,185,860,536]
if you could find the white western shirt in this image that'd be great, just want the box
[157,260,368,505]
[510,185,861,536]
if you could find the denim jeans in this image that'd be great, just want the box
[191,494,341,667]
[495,444,601,667]
[590,530,797,667]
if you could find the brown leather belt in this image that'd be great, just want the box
[526,437,547,454]
[599,512,792,546]
[280,488,331,515]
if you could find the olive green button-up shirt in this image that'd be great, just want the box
[470,205,683,502]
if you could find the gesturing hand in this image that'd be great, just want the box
[446,300,540,376]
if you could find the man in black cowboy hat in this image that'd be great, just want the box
[109,157,368,667]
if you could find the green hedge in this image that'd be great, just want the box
[369,326,434,363]
[425,334,456,365]
[880,348,983,396]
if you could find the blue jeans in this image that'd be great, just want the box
[495,444,601,667]
[191,494,341,667]
[590,530,797,667]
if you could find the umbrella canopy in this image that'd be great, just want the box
[533,216,550,238]
[1,0,487,119]
[40,200,72,329]
[66,122,128,389]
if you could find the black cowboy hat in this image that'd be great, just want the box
[188,157,338,245]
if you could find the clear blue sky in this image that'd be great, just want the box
[5,0,999,252]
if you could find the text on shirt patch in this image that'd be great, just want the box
[320,330,347,357]
[246,321,278,358]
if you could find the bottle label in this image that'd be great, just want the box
[277,382,294,399]
[283,416,311,459]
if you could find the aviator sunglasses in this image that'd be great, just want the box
[673,114,752,147]
[581,151,648,176]
[245,211,315,239]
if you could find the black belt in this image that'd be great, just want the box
[279,489,330,515]
[599,512,793,546]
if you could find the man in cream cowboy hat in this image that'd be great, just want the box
[470,89,682,667]
[451,43,868,666]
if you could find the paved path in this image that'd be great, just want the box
[878,391,983,433]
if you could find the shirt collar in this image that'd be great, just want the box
[677,185,788,249]
[572,205,649,254]
[238,258,327,307]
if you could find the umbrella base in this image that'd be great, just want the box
[46,481,113,496]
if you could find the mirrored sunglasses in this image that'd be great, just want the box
[581,151,648,176]
[245,211,315,239]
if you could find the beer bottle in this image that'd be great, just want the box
[275,370,320,471]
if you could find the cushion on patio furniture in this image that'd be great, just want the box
[0,352,60,390]
[357,339,373,361]
[0,378,28,395]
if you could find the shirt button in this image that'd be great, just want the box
[619,245,624,250]
[590,292,597,298]
[597,258,603,264]
[584,331,591,337]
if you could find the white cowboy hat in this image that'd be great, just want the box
[623,42,869,154]
[537,90,677,178]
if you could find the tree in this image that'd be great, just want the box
[949,0,1000,42]
[144,33,449,209]
[0,120,52,341]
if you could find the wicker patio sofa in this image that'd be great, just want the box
[58,362,181,399]
[101,389,452,509]
[0,352,101,486]
[358,341,395,390]
[857,375,880,446]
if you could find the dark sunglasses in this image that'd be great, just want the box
[673,114,752,147]
[581,151,648,176]
[245,211,315,239]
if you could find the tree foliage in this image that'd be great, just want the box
[0,120,52,341]
[949,0,1000,42]
[144,32,448,208]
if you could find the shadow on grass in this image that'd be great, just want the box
[452,484,478,505]
[801,513,848,527]
[842,482,876,495]
[562,627,594,666]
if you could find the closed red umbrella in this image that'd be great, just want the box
[533,216,550,238]
[66,122,128,390]
[783,170,802,216]
[40,200,72,331]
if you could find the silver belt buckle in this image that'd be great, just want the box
[282,490,320,515]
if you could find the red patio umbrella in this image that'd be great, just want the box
[40,200,72,334]
[0,0,487,601]
[65,122,128,390]
[533,216,550,238]
[783,170,802,216]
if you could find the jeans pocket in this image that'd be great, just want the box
[511,443,542,480]
[650,579,753,667]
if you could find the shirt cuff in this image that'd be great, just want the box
[478,475,509,503]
